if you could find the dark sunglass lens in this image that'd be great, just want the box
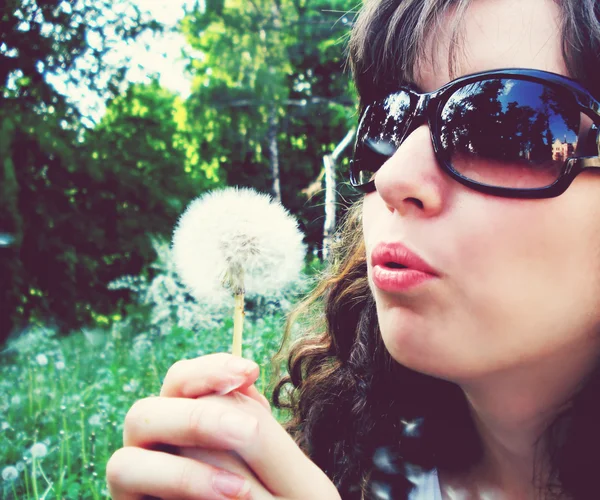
[440,79,581,189]
[351,91,412,188]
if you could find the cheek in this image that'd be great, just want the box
[453,194,600,343]
[361,194,384,252]
[362,190,600,379]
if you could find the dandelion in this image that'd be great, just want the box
[29,443,48,459]
[123,380,140,393]
[1,466,18,482]
[11,395,21,405]
[88,414,102,426]
[36,354,48,366]
[55,360,65,370]
[15,462,25,472]
[172,187,306,357]
[1,422,9,430]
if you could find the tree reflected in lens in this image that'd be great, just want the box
[353,91,412,184]
[440,79,580,188]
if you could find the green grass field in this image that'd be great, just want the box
[1,313,289,500]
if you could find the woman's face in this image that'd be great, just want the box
[362,0,600,381]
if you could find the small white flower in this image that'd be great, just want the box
[172,187,306,304]
[1,422,9,430]
[11,395,21,406]
[30,442,48,459]
[123,380,140,393]
[15,462,25,472]
[55,360,65,370]
[36,354,48,366]
[88,414,102,426]
[1,465,18,482]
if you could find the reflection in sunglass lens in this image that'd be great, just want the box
[440,79,581,189]
[351,91,411,185]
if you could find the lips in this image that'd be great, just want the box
[370,242,438,276]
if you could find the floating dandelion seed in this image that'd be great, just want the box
[173,187,306,357]
[401,417,423,438]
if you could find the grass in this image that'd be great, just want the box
[0,312,290,500]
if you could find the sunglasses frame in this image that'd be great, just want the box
[350,68,600,199]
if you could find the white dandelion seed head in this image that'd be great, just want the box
[15,462,25,472]
[172,187,306,302]
[11,395,21,406]
[2,466,18,482]
[29,443,48,459]
[88,414,102,426]
[36,354,48,366]
[55,360,65,370]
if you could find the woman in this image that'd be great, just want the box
[106,0,600,498]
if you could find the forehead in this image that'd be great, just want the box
[414,0,568,92]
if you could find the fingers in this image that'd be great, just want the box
[239,384,271,411]
[106,446,252,500]
[179,448,273,499]
[225,393,340,499]
[160,353,259,399]
[123,396,257,450]
[123,394,338,499]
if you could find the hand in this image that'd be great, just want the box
[106,353,341,500]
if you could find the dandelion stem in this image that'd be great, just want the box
[31,457,39,500]
[232,293,245,357]
[62,411,72,471]
[23,461,31,499]
[80,408,87,467]
[27,365,34,419]
[56,465,66,500]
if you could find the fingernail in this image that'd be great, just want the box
[215,376,246,396]
[227,357,258,375]
[213,471,251,498]
[219,411,258,444]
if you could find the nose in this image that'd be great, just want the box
[373,123,447,217]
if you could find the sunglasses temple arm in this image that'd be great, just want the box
[573,157,600,171]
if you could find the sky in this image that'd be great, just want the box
[47,0,198,124]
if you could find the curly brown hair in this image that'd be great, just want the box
[272,1,600,499]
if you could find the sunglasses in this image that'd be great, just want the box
[350,69,600,199]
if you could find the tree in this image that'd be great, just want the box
[180,0,359,254]
[0,0,164,342]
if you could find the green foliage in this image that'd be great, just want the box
[182,0,359,249]
[0,316,288,499]
[1,0,361,344]
[0,2,223,343]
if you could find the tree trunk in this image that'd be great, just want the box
[267,105,281,203]
[322,128,356,261]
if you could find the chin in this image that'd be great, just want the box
[378,323,492,383]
